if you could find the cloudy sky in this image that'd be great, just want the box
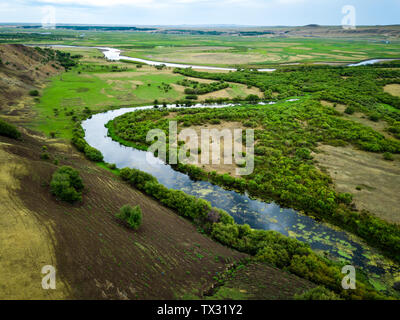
[0,0,399,26]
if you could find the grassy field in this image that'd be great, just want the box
[29,56,185,139]
[1,27,400,67]
[29,48,263,139]
[121,37,400,67]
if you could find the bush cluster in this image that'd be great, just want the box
[71,125,104,162]
[50,166,84,203]
[116,205,143,230]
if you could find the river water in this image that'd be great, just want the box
[82,103,399,289]
[348,59,396,67]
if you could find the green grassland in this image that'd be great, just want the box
[29,58,186,139]
[28,48,267,139]
[120,37,400,67]
[1,27,400,67]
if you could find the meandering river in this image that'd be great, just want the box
[82,102,399,290]
[37,43,399,289]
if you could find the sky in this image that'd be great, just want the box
[0,0,399,26]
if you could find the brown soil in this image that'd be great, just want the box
[0,132,249,299]
[174,77,263,101]
[1,129,315,300]
[314,144,400,224]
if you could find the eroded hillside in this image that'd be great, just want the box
[0,44,64,124]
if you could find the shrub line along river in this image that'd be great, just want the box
[82,102,399,290]
[42,45,399,290]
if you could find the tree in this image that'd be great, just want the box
[245,94,259,103]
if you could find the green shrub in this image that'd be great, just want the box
[336,192,353,205]
[40,152,50,160]
[0,118,21,139]
[344,106,355,115]
[107,163,117,170]
[50,166,84,203]
[84,145,104,162]
[118,167,383,300]
[294,286,342,300]
[29,90,39,97]
[210,119,221,125]
[116,205,142,230]
[369,113,380,122]
[295,148,312,160]
[383,152,394,161]
[245,94,259,102]
[71,136,86,152]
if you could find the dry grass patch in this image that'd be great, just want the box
[178,121,248,177]
[314,144,400,224]
[147,52,268,65]
[0,144,69,299]
[384,84,400,97]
